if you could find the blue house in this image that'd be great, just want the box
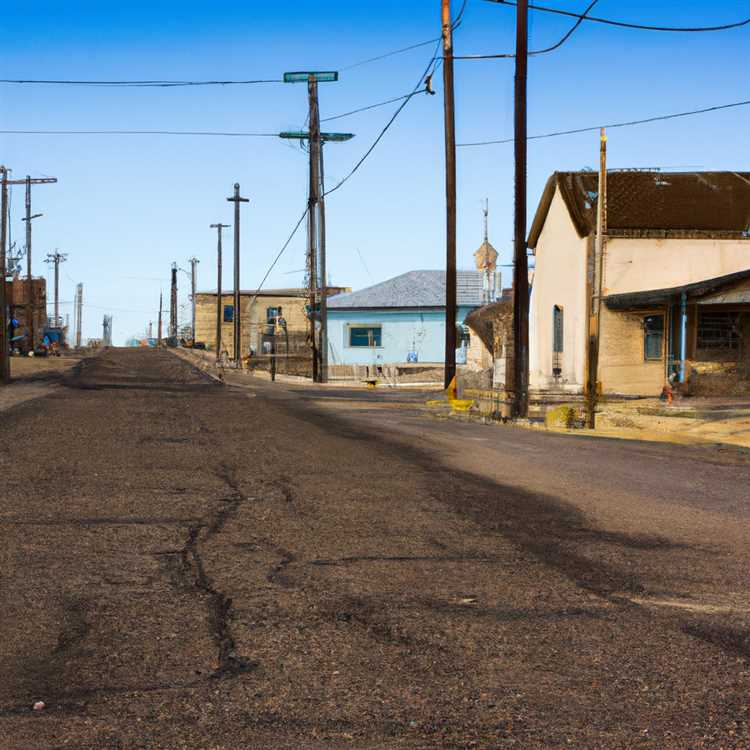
[327,270,493,366]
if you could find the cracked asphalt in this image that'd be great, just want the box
[2,348,750,749]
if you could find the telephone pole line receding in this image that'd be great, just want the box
[74,282,83,348]
[227,184,249,366]
[188,256,199,342]
[441,0,458,389]
[21,175,57,352]
[157,292,163,345]
[169,262,178,338]
[512,0,530,418]
[0,167,9,383]
[45,250,68,329]
[210,223,230,361]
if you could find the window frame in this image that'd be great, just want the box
[223,304,234,323]
[552,305,564,354]
[347,324,383,349]
[643,313,665,361]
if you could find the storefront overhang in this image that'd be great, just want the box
[603,269,750,311]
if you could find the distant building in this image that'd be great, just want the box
[528,170,750,396]
[5,275,47,353]
[327,269,500,366]
[194,287,349,360]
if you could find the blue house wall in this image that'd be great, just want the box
[327,306,476,365]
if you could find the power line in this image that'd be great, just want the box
[340,0,466,70]
[0,78,280,87]
[457,97,750,147]
[0,129,279,137]
[341,39,440,71]
[455,0,599,59]
[321,92,416,123]
[484,0,750,33]
[245,208,309,308]
[323,41,442,197]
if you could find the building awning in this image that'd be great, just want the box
[603,269,750,311]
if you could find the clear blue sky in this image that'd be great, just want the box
[2,0,748,343]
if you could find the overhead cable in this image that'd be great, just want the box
[457,98,750,147]
[321,92,416,123]
[0,78,281,87]
[0,129,279,137]
[246,209,310,307]
[484,0,750,33]
[455,0,599,59]
[323,41,441,197]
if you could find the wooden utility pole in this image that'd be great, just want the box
[45,250,67,329]
[307,77,321,383]
[210,223,230,361]
[442,0,458,389]
[512,0,530,418]
[586,128,607,428]
[227,184,249,366]
[157,292,163,345]
[318,146,329,384]
[74,282,83,348]
[20,176,56,352]
[0,167,9,383]
[188,256,199,343]
[169,263,178,338]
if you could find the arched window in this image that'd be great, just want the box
[553,305,564,354]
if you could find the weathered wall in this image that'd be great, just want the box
[529,188,589,392]
[327,306,476,366]
[604,237,750,295]
[598,306,666,396]
[195,293,309,359]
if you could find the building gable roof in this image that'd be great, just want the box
[528,170,750,248]
[327,270,485,310]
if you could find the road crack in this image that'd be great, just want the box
[174,462,258,679]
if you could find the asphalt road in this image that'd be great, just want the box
[1,348,750,749]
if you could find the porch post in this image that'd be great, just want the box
[679,291,688,383]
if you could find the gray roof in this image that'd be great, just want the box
[327,270,485,309]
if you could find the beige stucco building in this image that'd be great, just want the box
[195,287,349,360]
[529,171,750,397]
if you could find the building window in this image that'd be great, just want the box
[348,325,382,348]
[266,306,281,324]
[553,305,564,353]
[644,314,664,360]
[223,305,234,323]
[697,311,740,350]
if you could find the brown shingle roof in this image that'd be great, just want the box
[528,171,750,248]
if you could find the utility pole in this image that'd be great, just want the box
[0,166,9,383]
[74,282,83,348]
[169,262,178,338]
[45,250,68,329]
[188,256,199,343]
[103,314,113,347]
[281,70,350,383]
[512,0,530,418]
[19,176,56,353]
[308,76,322,382]
[586,128,607,429]
[442,0,458,389]
[157,292,163,345]
[0,172,57,376]
[227,184,249,367]
[210,223,230,360]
